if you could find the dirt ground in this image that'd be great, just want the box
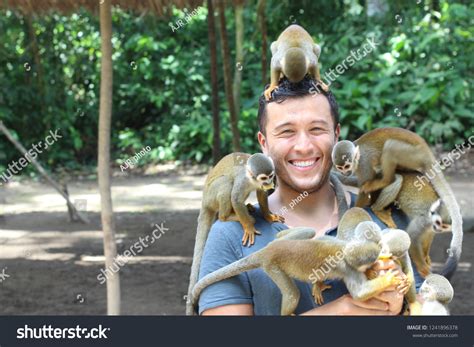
[0,170,472,315]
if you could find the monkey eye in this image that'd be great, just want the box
[343,164,351,170]
[258,175,268,181]
[336,165,344,171]
[268,173,275,180]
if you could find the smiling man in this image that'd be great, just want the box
[195,76,413,316]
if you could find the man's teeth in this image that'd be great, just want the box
[292,160,315,167]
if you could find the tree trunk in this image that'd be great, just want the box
[98,0,120,315]
[207,0,221,164]
[257,0,267,85]
[232,0,244,118]
[217,0,241,152]
[24,12,45,116]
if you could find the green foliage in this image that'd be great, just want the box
[0,0,472,174]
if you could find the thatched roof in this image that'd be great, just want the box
[0,0,205,16]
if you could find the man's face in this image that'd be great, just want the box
[258,94,339,194]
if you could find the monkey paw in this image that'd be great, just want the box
[312,282,331,305]
[318,80,330,92]
[241,227,261,247]
[397,276,412,295]
[382,269,403,287]
[264,85,279,100]
[312,291,324,306]
[264,213,285,224]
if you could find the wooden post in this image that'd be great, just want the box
[98,0,121,315]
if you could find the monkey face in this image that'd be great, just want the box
[332,142,360,176]
[256,172,275,191]
[430,200,452,233]
[246,153,276,190]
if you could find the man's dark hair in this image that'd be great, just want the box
[257,76,340,134]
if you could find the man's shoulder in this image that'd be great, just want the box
[206,204,287,256]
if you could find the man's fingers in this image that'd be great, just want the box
[352,297,389,311]
[376,290,403,303]
[350,304,391,315]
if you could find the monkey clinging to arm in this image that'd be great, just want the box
[192,224,403,315]
[264,24,329,100]
[186,152,284,315]
[331,127,463,280]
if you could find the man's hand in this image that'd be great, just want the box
[370,258,406,315]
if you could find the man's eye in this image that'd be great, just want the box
[279,129,294,135]
[310,127,324,132]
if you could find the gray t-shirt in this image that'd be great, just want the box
[197,193,423,315]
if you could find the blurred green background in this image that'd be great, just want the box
[0,0,472,175]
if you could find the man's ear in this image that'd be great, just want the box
[334,123,341,142]
[258,131,268,155]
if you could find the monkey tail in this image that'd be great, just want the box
[190,251,262,310]
[429,173,463,280]
[186,208,215,315]
[330,172,349,219]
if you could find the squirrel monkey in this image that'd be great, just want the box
[371,173,452,278]
[264,24,329,100]
[330,208,418,313]
[332,127,463,280]
[417,274,454,315]
[366,228,421,315]
[186,153,284,315]
[191,227,403,315]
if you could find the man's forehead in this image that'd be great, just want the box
[266,95,332,127]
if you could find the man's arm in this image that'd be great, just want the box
[202,304,253,315]
[203,261,403,316]
[196,220,254,315]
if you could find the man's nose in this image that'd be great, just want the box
[293,132,313,153]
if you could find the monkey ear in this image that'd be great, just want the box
[270,41,278,55]
[313,44,321,58]
[353,145,361,162]
[430,199,441,213]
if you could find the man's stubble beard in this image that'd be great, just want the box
[273,156,332,195]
